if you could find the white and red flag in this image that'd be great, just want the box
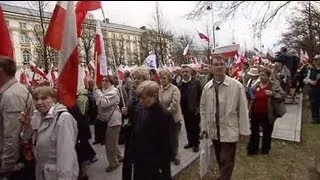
[303,51,309,63]
[44,1,79,108]
[29,60,48,80]
[20,69,31,86]
[197,31,210,42]
[78,64,86,91]
[75,1,102,37]
[50,65,58,83]
[46,64,58,87]
[118,64,125,82]
[300,49,304,61]
[183,44,189,56]
[191,56,199,64]
[213,44,240,58]
[84,66,91,89]
[94,20,108,87]
[234,52,241,65]
[266,48,275,59]
[0,5,14,59]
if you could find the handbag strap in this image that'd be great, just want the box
[105,105,118,123]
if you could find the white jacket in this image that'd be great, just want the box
[93,85,122,127]
[200,76,250,142]
[33,104,79,180]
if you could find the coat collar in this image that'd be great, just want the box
[160,83,171,91]
[208,76,231,88]
[102,85,115,94]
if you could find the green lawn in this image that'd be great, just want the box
[174,96,320,180]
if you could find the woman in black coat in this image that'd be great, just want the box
[128,80,173,180]
[121,67,152,180]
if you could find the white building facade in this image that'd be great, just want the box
[2,3,173,70]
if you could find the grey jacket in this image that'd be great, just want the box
[33,104,79,180]
[93,86,122,127]
[0,78,34,171]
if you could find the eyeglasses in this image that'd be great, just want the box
[212,63,226,67]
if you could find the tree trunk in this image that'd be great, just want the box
[39,1,49,73]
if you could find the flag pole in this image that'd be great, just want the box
[100,8,126,107]
[94,50,98,88]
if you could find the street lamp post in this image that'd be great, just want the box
[207,5,220,50]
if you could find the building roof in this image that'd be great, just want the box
[1,3,52,18]
[1,3,145,33]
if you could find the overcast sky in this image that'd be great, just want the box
[92,1,292,53]
[5,1,293,53]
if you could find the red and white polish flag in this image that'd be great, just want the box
[84,66,91,89]
[94,20,108,87]
[197,31,210,42]
[75,1,102,37]
[44,1,79,108]
[20,69,31,86]
[50,65,58,83]
[212,44,240,58]
[44,1,67,50]
[118,64,125,82]
[0,5,14,60]
[29,60,48,80]
[183,44,189,56]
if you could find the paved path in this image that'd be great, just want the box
[87,121,198,180]
[272,94,302,142]
[87,96,302,179]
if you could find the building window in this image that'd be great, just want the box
[34,24,41,30]
[19,22,27,29]
[22,50,31,63]
[20,32,30,43]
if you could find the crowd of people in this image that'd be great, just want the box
[0,45,319,180]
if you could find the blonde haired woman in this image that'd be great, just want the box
[32,86,79,180]
[158,69,183,165]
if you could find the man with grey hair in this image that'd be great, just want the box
[200,55,250,180]
[0,56,35,179]
[178,65,202,153]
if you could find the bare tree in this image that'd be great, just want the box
[279,1,320,58]
[147,1,173,66]
[80,13,96,65]
[186,1,294,36]
[25,1,57,73]
[171,34,197,65]
[105,33,128,66]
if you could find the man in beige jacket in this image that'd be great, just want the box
[200,55,250,180]
[0,56,34,179]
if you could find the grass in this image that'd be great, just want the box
[174,94,320,180]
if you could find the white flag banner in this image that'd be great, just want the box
[183,44,189,56]
[200,139,212,179]
[144,54,157,69]
[77,64,86,91]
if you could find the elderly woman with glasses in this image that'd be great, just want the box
[158,69,183,165]
[31,86,79,180]
[93,75,122,172]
